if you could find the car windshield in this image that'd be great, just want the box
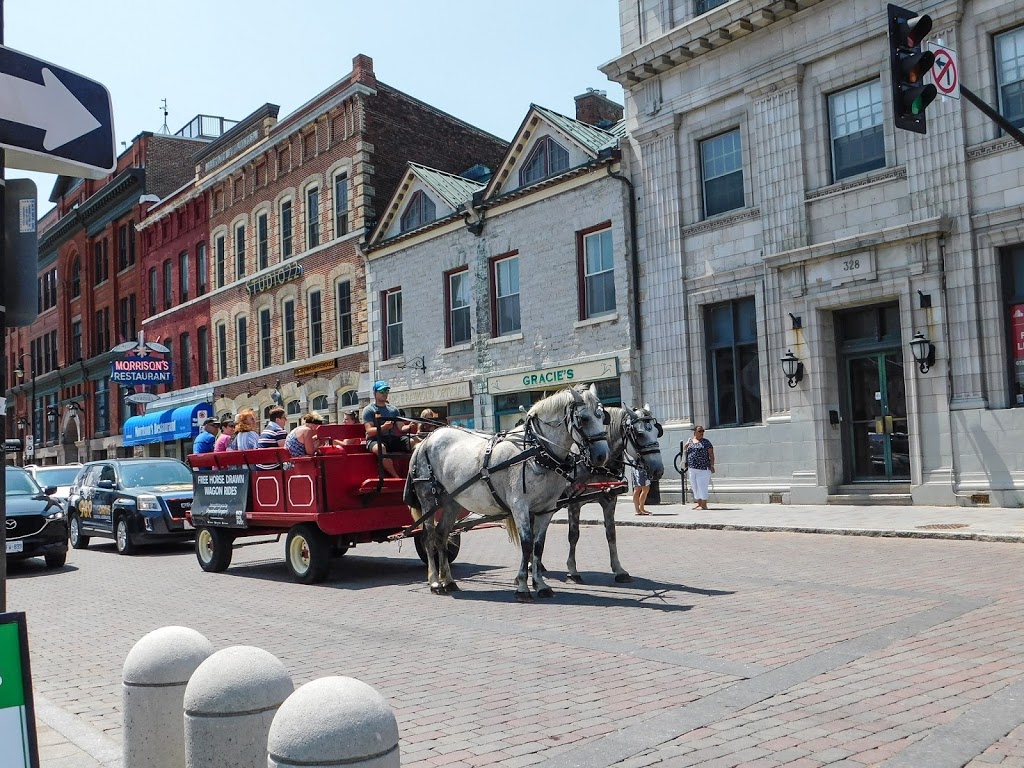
[5,468,42,497]
[118,461,192,488]
[34,467,81,487]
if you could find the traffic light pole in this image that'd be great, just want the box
[960,84,1024,150]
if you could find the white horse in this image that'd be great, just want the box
[403,384,611,601]
[560,405,665,583]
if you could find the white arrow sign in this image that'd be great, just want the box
[0,68,101,151]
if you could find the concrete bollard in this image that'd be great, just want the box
[267,676,400,767]
[184,645,293,768]
[122,626,215,768]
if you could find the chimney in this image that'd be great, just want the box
[352,54,376,86]
[574,89,624,127]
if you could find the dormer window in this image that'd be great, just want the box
[519,136,570,186]
[400,190,436,233]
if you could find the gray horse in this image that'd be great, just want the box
[403,384,611,601]
[560,404,665,583]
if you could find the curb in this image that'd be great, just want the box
[35,694,121,768]
[552,517,1024,544]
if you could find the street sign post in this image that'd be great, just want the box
[928,43,960,100]
[0,44,116,178]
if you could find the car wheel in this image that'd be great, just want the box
[196,528,233,573]
[285,524,330,584]
[69,514,90,550]
[413,532,461,565]
[115,518,137,555]
[44,551,67,569]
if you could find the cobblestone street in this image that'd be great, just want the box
[10,522,1024,767]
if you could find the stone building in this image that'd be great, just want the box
[603,0,1024,505]
[363,92,637,430]
[184,54,507,430]
[4,129,211,465]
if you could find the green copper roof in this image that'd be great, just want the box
[409,163,484,210]
[532,105,620,153]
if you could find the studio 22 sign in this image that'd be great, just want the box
[111,355,174,385]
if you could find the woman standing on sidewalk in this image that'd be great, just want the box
[685,426,715,510]
[633,465,651,515]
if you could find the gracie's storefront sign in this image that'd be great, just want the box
[489,357,619,393]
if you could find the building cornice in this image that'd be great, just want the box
[39,169,144,254]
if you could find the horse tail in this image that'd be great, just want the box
[502,513,519,545]
[404,442,423,513]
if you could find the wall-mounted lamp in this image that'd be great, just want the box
[909,332,936,373]
[65,402,81,414]
[16,418,28,431]
[917,290,932,309]
[398,355,427,373]
[788,313,802,330]
[780,350,804,388]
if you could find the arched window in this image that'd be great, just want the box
[519,136,570,186]
[286,399,302,429]
[400,190,436,233]
[340,390,359,407]
[311,394,329,422]
[71,258,81,298]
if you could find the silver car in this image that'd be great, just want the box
[24,464,84,510]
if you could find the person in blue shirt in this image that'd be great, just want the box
[193,419,219,454]
[363,380,415,477]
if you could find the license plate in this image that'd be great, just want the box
[6,541,23,554]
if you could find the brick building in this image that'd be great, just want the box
[603,0,1024,505]
[4,130,214,465]
[364,93,635,430]
[183,54,507,429]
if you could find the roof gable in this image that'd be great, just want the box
[370,163,484,243]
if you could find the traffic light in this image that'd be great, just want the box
[887,4,938,134]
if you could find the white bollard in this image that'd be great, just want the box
[267,676,400,767]
[184,645,293,768]
[122,626,214,768]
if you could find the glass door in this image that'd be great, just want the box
[846,352,909,481]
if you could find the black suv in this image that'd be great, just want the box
[5,466,69,568]
[67,458,194,555]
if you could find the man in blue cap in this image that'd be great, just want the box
[362,380,416,476]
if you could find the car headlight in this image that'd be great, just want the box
[45,507,66,520]
[137,495,162,512]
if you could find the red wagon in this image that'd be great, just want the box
[186,424,459,584]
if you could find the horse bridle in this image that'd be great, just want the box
[623,411,663,475]
[566,388,610,462]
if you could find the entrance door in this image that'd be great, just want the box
[846,352,909,481]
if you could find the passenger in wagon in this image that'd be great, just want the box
[285,412,325,457]
[231,409,261,451]
[363,380,415,477]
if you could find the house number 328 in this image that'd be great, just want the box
[843,259,861,271]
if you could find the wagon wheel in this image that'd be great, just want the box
[195,528,234,573]
[285,524,331,584]
[413,532,462,565]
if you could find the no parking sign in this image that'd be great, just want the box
[928,43,960,99]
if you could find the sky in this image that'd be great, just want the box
[3,0,625,212]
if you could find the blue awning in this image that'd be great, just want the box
[123,402,213,446]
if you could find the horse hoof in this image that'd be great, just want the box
[567,574,584,584]
[430,584,445,595]
[537,587,555,599]
[615,573,634,583]
[516,592,534,603]
[445,582,460,592]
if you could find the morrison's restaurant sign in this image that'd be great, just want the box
[111,356,173,385]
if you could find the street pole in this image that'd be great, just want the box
[1,0,9,612]
[961,85,1024,150]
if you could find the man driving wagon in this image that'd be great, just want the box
[363,380,417,477]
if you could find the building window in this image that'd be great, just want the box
[286,400,302,429]
[235,223,246,278]
[382,288,403,359]
[706,297,761,427]
[400,190,436,233]
[180,333,192,389]
[118,224,129,271]
[215,234,226,287]
[217,322,228,379]
[163,260,172,310]
[259,307,272,368]
[283,299,296,362]
[519,136,570,186]
[1002,245,1024,405]
[179,251,190,301]
[197,243,208,296]
[128,220,136,265]
[94,240,108,285]
[71,319,82,362]
[695,0,729,15]
[148,268,157,315]
[119,297,130,342]
[94,307,110,355]
[306,186,320,248]
[579,225,615,319]
[198,326,210,385]
[996,26,1024,128]
[340,390,359,409]
[311,395,329,422]
[491,254,521,336]
[829,80,885,181]
[280,199,293,258]
[71,258,81,298]
[94,377,109,435]
[257,212,269,270]
[337,280,353,348]
[237,316,249,375]
[700,129,744,217]
[309,289,323,356]
[334,172,349,237]
[445,267,471,347]
[128,295,137,340]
